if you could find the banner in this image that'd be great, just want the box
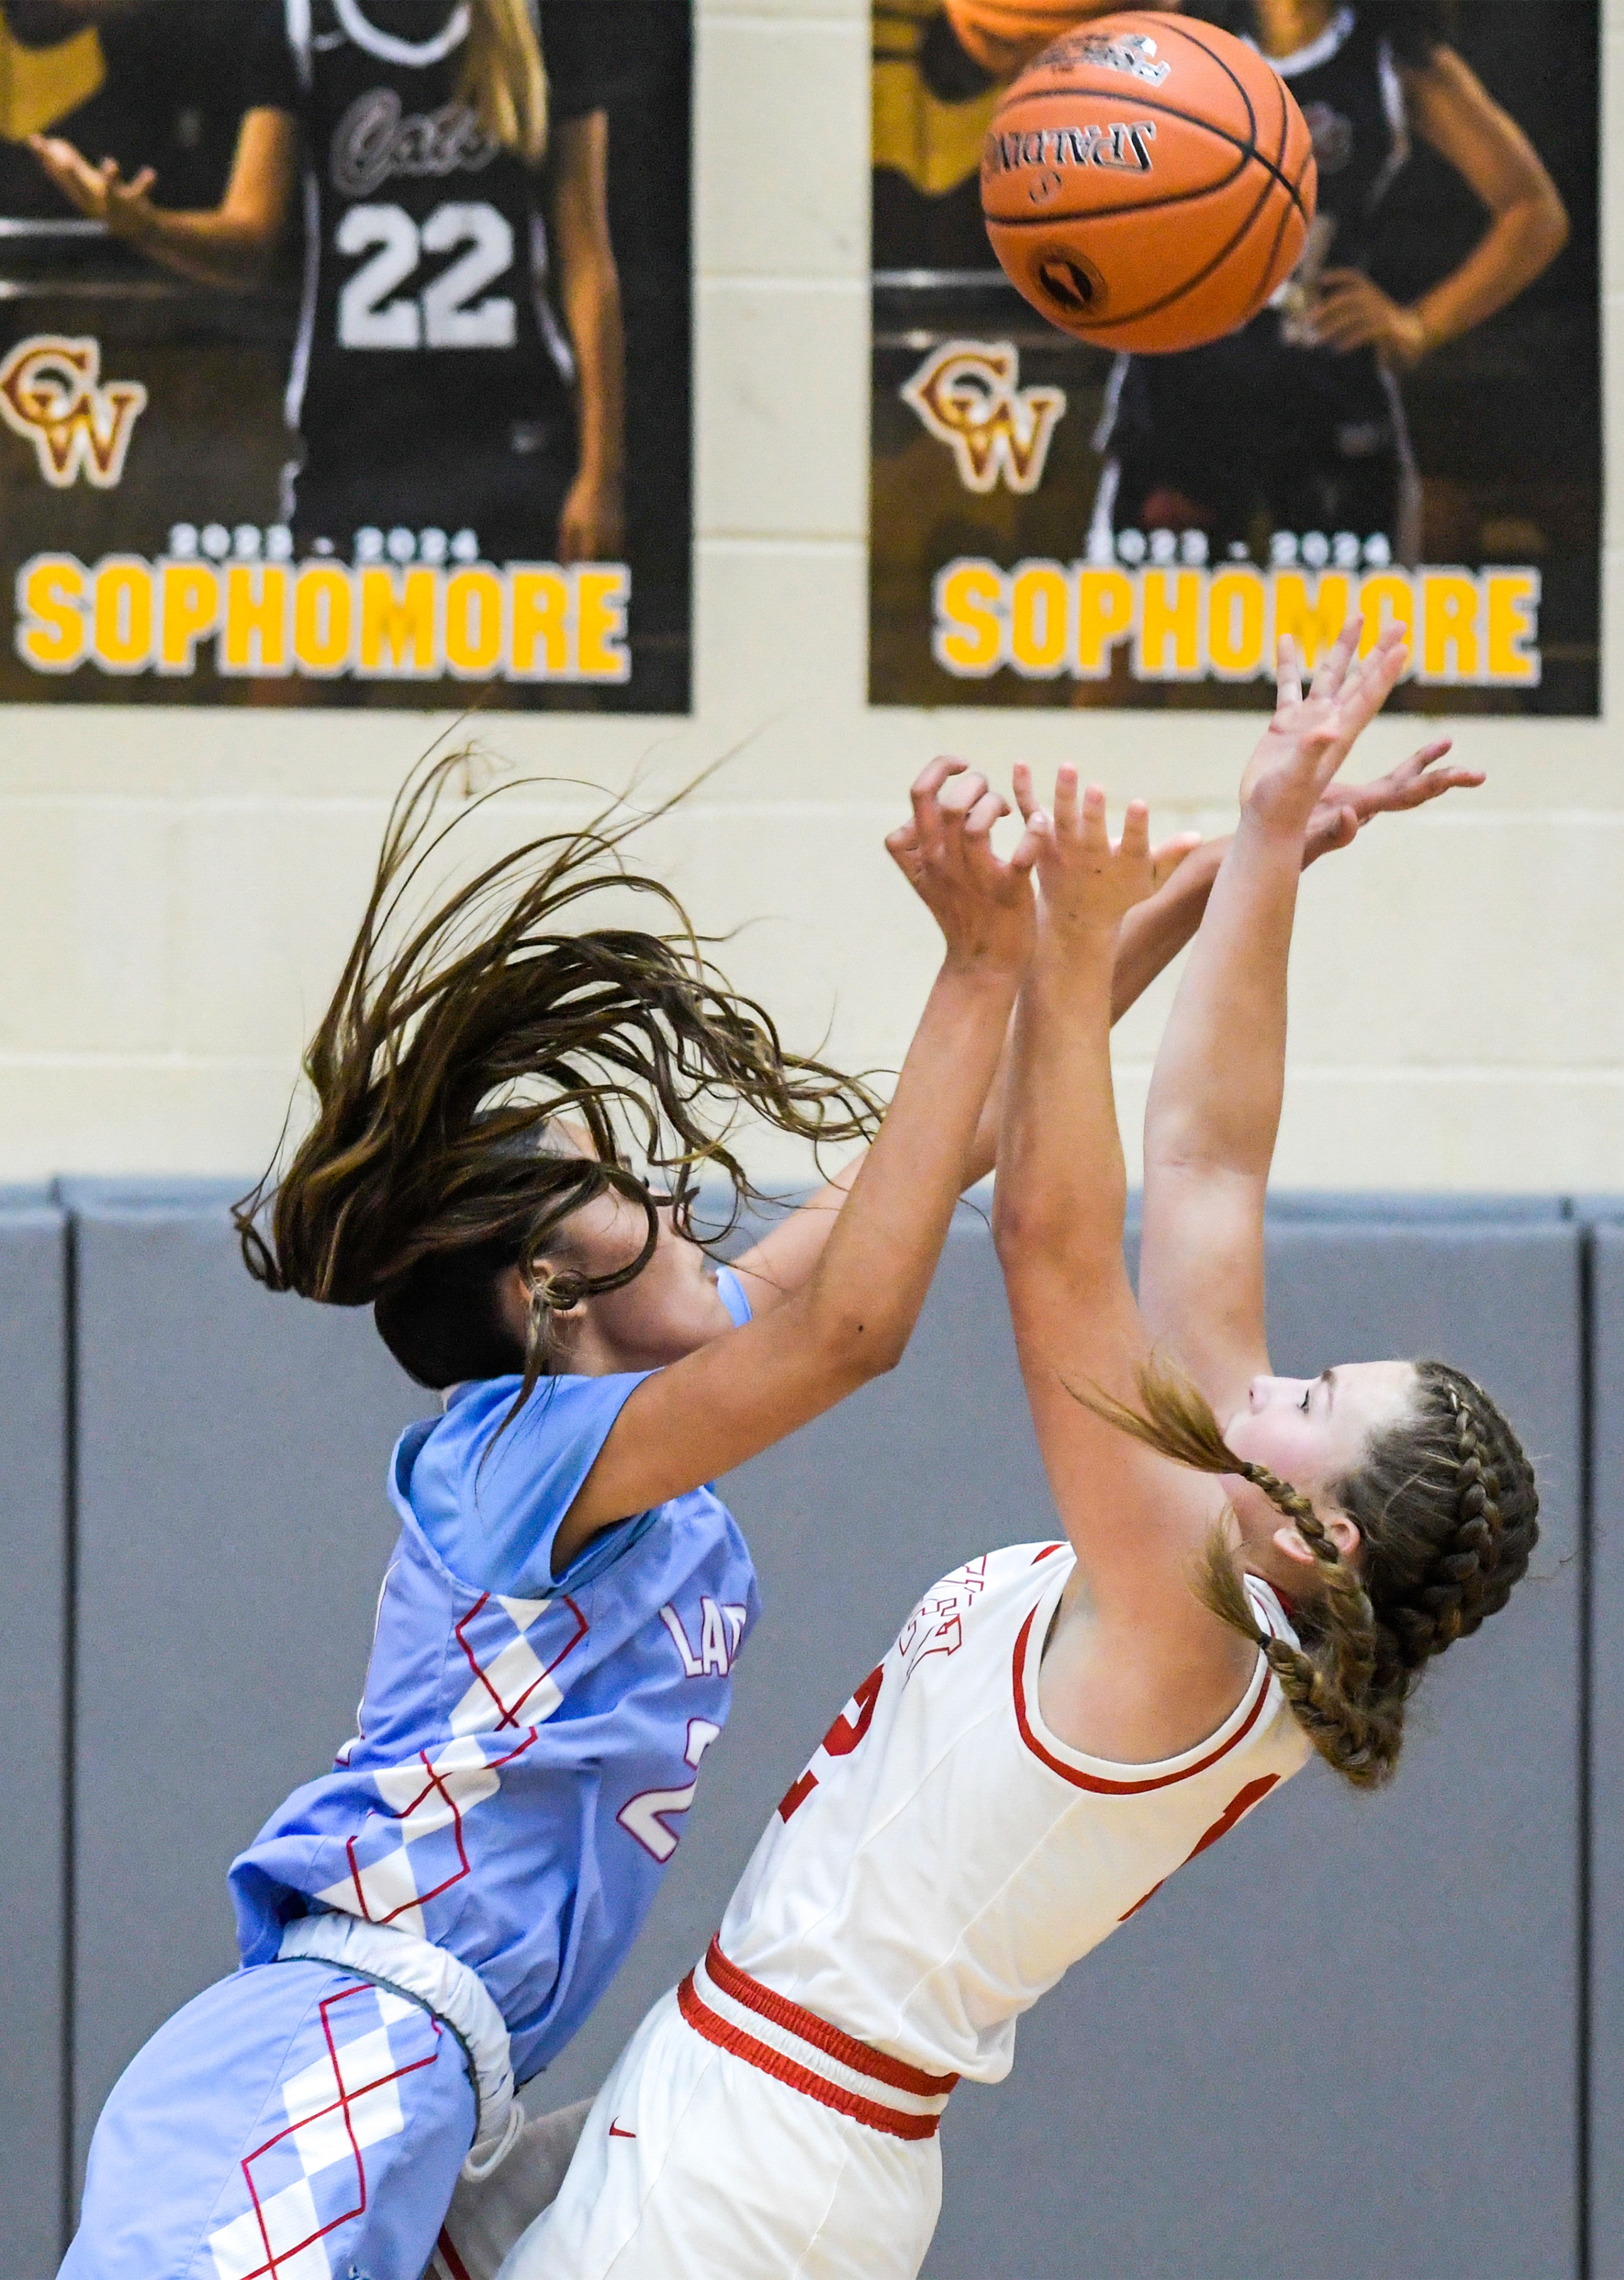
[0,0,690,711]
[871,1,1599,715]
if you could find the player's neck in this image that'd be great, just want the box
[1249,0,1339,61]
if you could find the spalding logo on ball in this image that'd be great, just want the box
[980,11,1318,355]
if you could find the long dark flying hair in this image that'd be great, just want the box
[235,754,881,1412]
[1084,1352,1538,1788]
[1189,0,1454,68]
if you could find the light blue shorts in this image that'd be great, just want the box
[62,1959,475,2280]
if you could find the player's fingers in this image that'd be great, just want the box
[1011,761,1039,824]
[1274,634,1303,708]
[1079,782,1109,852]
[1400,737,1455,778]
[121,167,156,200]
[911,755,966,801]
[29,137,89,196]
[1344,629,1407,725]
[1311,613,1361,703]
[1007,818,1045,876]
[1120,799,1150,863]
[1151,830,1203,887]
[1371,629,1411,700]
[938,769,990,821]
[884,825,924,876]
[1052,762,1080,835]
[1374,743,1431,791]
[909,756,965,850]
[1405,754,1483,804]
[961,789,1009,839]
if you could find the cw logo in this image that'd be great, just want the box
[0,335,147,489]
[900,340,1066,497]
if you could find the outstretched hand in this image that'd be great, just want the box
[886,757,1041,977]
[1240,617,1414,840]
[1300,736,1484,864]
[28,136,157,238]
[1011,762,1167,939]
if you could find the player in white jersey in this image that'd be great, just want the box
[480,616,1539,2280]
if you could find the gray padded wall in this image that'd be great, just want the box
[69,1200,425,2188]
[1590,1222,1624,2278]
[0,1206,68,2275]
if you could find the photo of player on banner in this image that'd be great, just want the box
[870,0,1599,715]
[0,0,690,709]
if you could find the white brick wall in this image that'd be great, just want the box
[0,0,1615,1188]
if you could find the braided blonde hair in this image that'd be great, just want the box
[1084,1355,1539,1789]
[463,0,549,166]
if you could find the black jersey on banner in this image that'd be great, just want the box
[243,0,608,558]
[1097,3,1420,564]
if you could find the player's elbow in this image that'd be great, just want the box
[994,1182,1109,1269]
[211,194,285,277]
[1507,172,1569,271]
[993,1188,1049,1265]
[1536,183,1570,264]
[807,1301,908,1387]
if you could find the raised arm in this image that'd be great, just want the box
[1137,622,1422,1415]
[725,827,1210,1319]
[554,761,1038,1558]
[725,825,1204,1322]
[991,772,1258,1757]
[29,106,296,290]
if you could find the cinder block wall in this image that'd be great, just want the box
[0,0,1616,1187]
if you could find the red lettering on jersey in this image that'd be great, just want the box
[776,1666,885,1822]
[778,1769,818,1823]
[823,1665,884,1756]
[1117,1773,1282,1923]
[897,1558,989,1667]
[910,1614,962,1670]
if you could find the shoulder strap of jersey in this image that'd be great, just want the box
[286,0,314,95]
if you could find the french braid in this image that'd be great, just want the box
[1342,1361,1540,1700]
[1082,1354,1539,1789]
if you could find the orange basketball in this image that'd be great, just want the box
[945,0,1124,78]
[980,12,1317,355]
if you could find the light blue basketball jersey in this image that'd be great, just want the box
[230,1270,760,2086]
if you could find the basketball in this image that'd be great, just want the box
[944,0,1123,78]
[980,11,1317,355]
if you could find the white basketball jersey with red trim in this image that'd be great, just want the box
[718,1541,1310,2086]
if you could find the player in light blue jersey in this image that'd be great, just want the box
[63,741,1434,2280]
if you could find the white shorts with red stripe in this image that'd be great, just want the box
[495,1944,955,2280]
